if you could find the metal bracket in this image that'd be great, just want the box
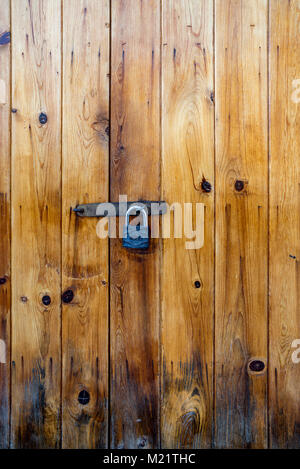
[73,201,167,217]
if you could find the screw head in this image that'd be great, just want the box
[235,180,245,192]
[138,437,147,448]
[39,112,48,125]
[73,207,84,214]
[62,289,74,303]
[249,360,265,372]
[42,295,51,306]
[78,390,90,405]
[201,180,212,193]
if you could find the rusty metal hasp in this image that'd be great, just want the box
[73,201,167,217]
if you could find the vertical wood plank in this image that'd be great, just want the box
[269,0,300,448]
[215,0,268,448]
[11,0,61,448]
[62,0,110,448]
[161,0,214,448]
[110,0,160,449]
[0,0,10,449]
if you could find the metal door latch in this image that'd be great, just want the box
[73,200,167,217]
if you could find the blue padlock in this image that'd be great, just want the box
[122,205,149,249]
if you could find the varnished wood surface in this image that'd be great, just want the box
[269,0,300,448]
[62,0,110,448]
[161,0,214,449]
[0,0,10,449]
[215,0,268,448]
[0,0,299,449]
[110,0,160,449]
[11,0,61,448]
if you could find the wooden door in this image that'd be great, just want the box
[0,0,299,449]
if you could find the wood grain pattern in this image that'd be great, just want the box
[110,0,160,449]
[62,0,109,449]
[11,0,61,448]
[3,0,300,450]
[269,0,300,448]
[215,0,268,448]
[0,0,10,449]
[161,0,214,449]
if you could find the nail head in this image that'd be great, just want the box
[42,295,51,306]
[201,180,212,193]
[78,390,90,405]
[39,112,48,125]
[249,359,265,372]
[62,290,74,303]
[235,180,245,192]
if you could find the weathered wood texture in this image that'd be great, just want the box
[269,0,300,448]
[215,0,268,448]
[62,0,110,448]
[0,0,10,449]
[161,0,214,449]
[11,0,61,448]
[110,0,160,449]
[2,0,300,450]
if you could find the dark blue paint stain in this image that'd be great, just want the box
[0,31,10,45]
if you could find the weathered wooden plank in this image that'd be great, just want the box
[0,0,10,449]
[269,0,300,448]
[161,0,214,449]
[11,0,61,448]
[110,0,160,449]
[215,0,268,448]
[62,0,110,449]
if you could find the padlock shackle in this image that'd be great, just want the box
[125,205,148,227]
